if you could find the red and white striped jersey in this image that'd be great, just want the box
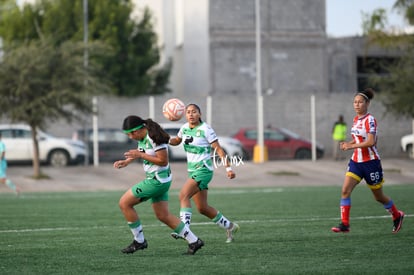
[350,113,381,162]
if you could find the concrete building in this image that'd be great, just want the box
[124,0,409,158]
[2,0,409,159]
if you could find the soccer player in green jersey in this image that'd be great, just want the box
[114,115,204,255]
[169,104,240,243]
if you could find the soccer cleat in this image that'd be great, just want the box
[121,239,148,254]
[226,223,240,243]
[331,223,350,233]
[392,211,405,233]
[170,232,185,240]
[184,238,204,255]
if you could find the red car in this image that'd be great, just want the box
[233,127,324,160]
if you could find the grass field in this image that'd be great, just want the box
[0,185,413,274]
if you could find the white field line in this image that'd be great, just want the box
[0,214,411,234]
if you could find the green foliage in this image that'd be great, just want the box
[362,8,387,35]
[362,1,414,118]
[0,186,413,274]
[0,38,111,177]
[0,39,111,128]
[371,53,414,117]
[0,0,170,97]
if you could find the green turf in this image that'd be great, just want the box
[0,185,413,274]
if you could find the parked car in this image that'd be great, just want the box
[160,123,246,161]
[232,127,324,160]
[73,124,246,163]
[0,124,86,166]
[72,128,135,163]
[400,133,413,159]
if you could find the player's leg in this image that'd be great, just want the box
[152,200,204,255]
[193,190,239,243]
[177,177,201,225]
[331,175,359,233]
[365,159,404,233]
[170,178,199,240]
[5,179,19,194]
[371,186,404,233]
[119,186,147,253]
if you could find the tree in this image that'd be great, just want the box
[0,39,111,178]
[0,0,170,97]
[362,0,414,118]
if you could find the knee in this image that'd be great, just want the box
[118,198,130,212]
[179,191,192,203]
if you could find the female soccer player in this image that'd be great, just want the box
[114,115,204,255]
[331,88,404,233]
[169,103,239,243]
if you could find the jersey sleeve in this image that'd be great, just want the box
[366,115,377,135]
[177,123,187,139]
[154,143,168,152]
[205,124,218,144]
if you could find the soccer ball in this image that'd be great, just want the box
[162,98,185,121]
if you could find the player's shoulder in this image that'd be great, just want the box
[180,122,190,130]
[201,122,215,131]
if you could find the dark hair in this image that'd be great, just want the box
[186,103,203,123]
[122,115,170,145]
[356,88,375,102]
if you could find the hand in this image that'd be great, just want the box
[113,160,129,169]
[340,142,352,151]
[124,149,142,160]
[227,170,236,179]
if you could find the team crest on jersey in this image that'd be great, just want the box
[196,130,201,137]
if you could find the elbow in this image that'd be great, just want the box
[159,160,168,166]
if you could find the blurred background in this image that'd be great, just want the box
[1,0,413,165]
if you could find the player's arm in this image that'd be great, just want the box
[122,147,169,166]
[113,157,135,169]
[211,140,236,179]
[169,136,182,146]
[139,148,169,166]
[341,133,375,151]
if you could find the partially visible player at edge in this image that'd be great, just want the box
[331,88,404,233]
[0,132,19,195]
[169,103,240,243]
[113,115,204,255]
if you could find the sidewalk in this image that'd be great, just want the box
[2,159,414,193]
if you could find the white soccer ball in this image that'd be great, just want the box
[162,98,185,121]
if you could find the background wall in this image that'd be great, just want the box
[31,92,409,159]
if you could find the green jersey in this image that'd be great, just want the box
[177,122,217,172]
[137,133,171,183]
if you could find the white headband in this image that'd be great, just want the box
[356,92,369,101]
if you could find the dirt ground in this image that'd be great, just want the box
[2,158,414,194]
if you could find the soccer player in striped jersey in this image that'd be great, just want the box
[169,103,240,243]
[331,88,404,233]
[114,115,204,255]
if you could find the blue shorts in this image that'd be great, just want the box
[346,159,384,190]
